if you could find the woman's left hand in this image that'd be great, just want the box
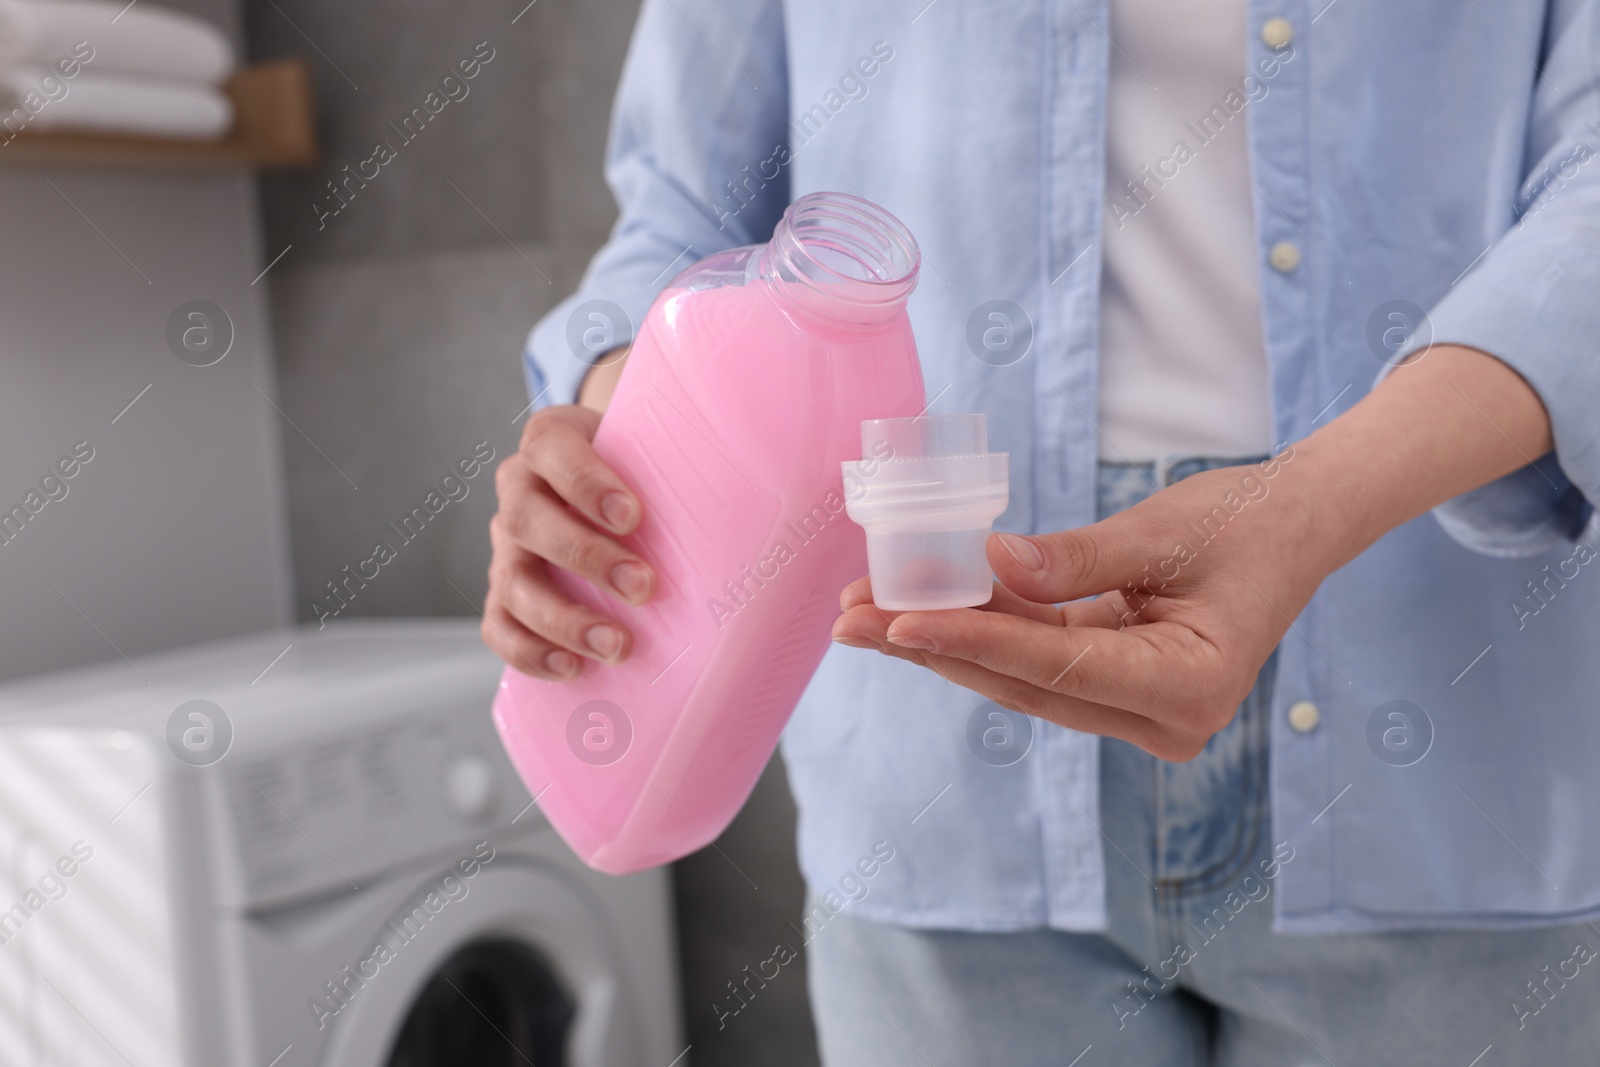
[831,344,1556,761]
[830,451,1321,760]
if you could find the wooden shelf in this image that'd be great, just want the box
[0,59,318,170]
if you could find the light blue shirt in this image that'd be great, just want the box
[524,0,1600,933]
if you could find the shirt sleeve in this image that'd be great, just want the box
[1382,0,1600,557]
[522,0,791,409]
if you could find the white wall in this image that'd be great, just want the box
[0,164,292,683]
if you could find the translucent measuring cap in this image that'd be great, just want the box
[861,413,987,458]
[842,413,1010,611]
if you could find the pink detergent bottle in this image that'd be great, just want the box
[494,192,926,873]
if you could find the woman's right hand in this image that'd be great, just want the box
[483,403,654,680]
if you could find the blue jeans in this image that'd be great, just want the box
[808,459,1600,1065]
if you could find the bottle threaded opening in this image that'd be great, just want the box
[760,192,920,318]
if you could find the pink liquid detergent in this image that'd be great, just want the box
[493,193,927,872]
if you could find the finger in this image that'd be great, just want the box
[987,520,1156,606]
[1058,590,1144,630]
[832,612,1200,758]
[838,577,1061,626]
[495,491,653,605]
[831,585,1061,656]
[880,606,1214,716]
[830,593,900,651]
[517,407,643,535]
[840,576,873,611]
[973,581,1069,626]
[481,599,582,681]
[929,656,1198,757]
[494,549,633,664]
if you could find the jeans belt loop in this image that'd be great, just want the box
[1154,453,1181,490]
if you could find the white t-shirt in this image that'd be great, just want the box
[1097,0,1273,462]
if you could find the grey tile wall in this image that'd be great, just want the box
[0,165,292,682]
[244,0,637,621]
[264,243,576,622]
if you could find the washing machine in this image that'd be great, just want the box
[0,619,683,1066]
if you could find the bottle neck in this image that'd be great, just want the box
[756,192,920,327]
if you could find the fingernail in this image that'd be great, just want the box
[831,617,877,649]
[832,635,877,649]
[886,629,936,651]
[996,532,1044,570]
[543,649,578,677]
[599,492,636,533]
[840,583,873,609]
[585,623,624,660]
[609,560,651,602]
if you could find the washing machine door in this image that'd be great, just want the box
[321,862,639,1067]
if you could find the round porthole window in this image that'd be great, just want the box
[386,939,575,1067]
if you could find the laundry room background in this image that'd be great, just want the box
[0,0,817,1058]
[245,0,819,1063]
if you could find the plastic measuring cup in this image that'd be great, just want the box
[841,413,1009,610]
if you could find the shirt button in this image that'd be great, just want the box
[1261,17,1293,50]
[1269,241,1301,273]
[1288,700,1321,733]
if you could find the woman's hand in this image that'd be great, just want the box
[832,344,1554,760]
[832,453,1319,760]
[484,400,652,680]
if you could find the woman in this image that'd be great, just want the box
[487,0,1600,1061]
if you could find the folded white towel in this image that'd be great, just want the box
[0,67,232,138]
[0,0,234,85]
